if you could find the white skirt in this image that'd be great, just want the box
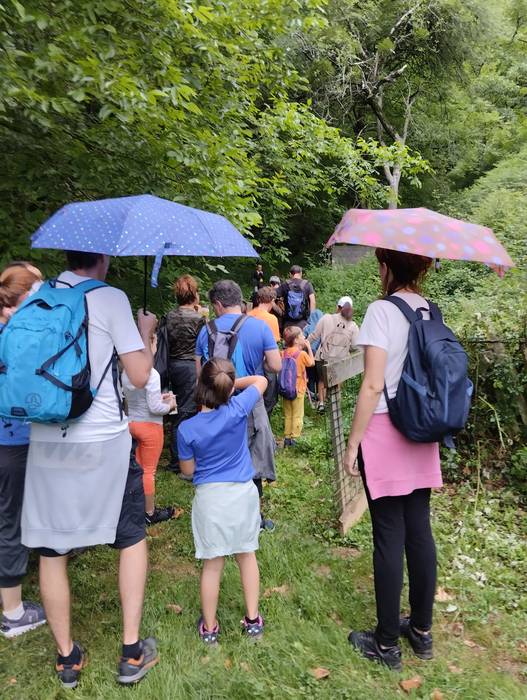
[192,481,260,559]
[21,430,131,550]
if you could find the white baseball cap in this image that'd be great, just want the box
[337,295,353,308]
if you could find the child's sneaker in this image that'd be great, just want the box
[118,637,159,685]
[0,601,46,638]
[241,614,264,641]
[197,618,220,645]
[400,617,433,659]
[260,514,275,531]
[55,642,87,689]
[283,438,292,447]
[145,506,174,526]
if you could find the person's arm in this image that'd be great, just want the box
[264,348,282,373]
[307,315,324,345]
[302,339,315,367]
[234,375,268,395]
[119,310,157,389]
[351,323,360,348]
[309,293,316,313]
[343,346,387,476]
[145,371,175,415]
[179,457,196,477]
[194,355,202,380]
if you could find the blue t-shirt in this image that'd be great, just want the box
[195,313,277,377]
[0,322,30,446]
[177,385,260,485]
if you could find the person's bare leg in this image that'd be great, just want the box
[200,557,224,630]
[119,539,148,645]
[318,381,326,404]
[235,552,260,619]
[144,493,155,515]
[39,555,72,656]
[1,585,22,614]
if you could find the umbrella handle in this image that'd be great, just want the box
[143,256,148,313]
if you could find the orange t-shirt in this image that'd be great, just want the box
[248,307,280,342]
[282,347,315,395]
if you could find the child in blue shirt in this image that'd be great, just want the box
[177,358,267,644]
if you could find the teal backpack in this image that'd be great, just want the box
[0,278,121,424]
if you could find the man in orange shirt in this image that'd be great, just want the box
[248,287,280,342]
[249,287,280,417]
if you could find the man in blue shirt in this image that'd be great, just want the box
[194,280,281,528]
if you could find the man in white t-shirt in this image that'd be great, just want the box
[21,251,159,689]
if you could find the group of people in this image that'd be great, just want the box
[0,246,443,686]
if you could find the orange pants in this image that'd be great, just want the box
[129,422,164,497]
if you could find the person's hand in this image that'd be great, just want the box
[137,309,157,338]
[343,444,360,477]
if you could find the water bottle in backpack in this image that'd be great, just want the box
[0,278,121,424]
[383,296,473,447]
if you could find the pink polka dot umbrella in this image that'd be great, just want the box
[326,208,514,275]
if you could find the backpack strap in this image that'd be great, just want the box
[206,320,218,358]
[426,300,443,322]
[227,315,247,360]
[383,295,420,323]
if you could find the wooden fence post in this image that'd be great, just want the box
[321,351,367,534]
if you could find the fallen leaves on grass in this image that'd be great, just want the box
[329,611,343,626]
[201,656,210,665]
[148,526,163,537]
[463,638,485,651]
[315,565,332,578]
[263,584,290,598]
[331,546,360,560]
[430,690,444,700]
[448,663,462,674]
[224,658,232,670]
[166,604,183,614]
[8,678,17,685]
[240,662,250,672]
[172,507,184,519]
[435,587,454,602]
[451,621,464,636]
[310,667,330,680]
[399,676,423,693]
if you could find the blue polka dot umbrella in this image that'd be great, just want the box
[31,194,259,308]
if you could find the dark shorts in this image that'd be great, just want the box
[37,455,146,558]
[0,444,29,587]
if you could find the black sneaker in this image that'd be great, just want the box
[55,642,87,689]
[145,507,174,525]
[118,637,159,685]
[400,617,433,660]
[260,514,275,532]
[348,630,402,671]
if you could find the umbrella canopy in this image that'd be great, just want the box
[326,207,514,270]
[31,194,258,259]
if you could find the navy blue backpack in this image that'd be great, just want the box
[383,296,473,447]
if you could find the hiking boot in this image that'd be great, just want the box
[145,507,174,525]
[317,402,325,414]
[0,601,46,639]
[118,637,159,685]
[241,614,264,641]
[348,630,402,671]
[260,514,275,532]
[283,438,292,447]
[55,642,87,689]
[400,617,433,660]
[197,618,220,645]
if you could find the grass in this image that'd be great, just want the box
[1,402,526,699]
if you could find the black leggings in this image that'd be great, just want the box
[359,449,437,647]
[0,444,29,587]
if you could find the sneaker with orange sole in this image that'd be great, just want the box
[117,637,159,685]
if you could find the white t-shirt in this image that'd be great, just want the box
[122,368,171,425]
[31,271,144,443]
[357,291,430,414]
